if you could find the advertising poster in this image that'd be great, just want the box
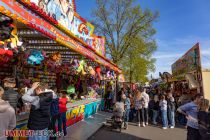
[171,43,201,79]
[30,0,74,29]
[30,0,106,57]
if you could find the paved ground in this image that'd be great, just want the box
[64,111,111,140]
[88,123,187,140]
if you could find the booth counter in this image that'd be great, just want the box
[15,99,103,140]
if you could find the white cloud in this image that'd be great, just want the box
[154,53,181,59]
[149,36,210,78]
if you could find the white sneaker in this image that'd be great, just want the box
[162,127,167,129]
[138,123,141,127]
[142,124,146,127]
[170,126,175,129]
[146,122,149,125]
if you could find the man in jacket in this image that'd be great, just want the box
[0,86,16,140]
[22,82,56,140]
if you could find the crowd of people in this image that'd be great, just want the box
[0,78,69,140]
[110,87,210,140]
[1,77,210,140]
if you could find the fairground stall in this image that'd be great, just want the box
[171,43,202,97]
[0,0,121,137]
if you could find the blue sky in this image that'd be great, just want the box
[76,0,210,77]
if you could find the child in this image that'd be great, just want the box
[58,92,69,136]
[159,95,168,129]
[198,99,210,140]
[124,94,131,129]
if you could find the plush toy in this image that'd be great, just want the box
[88,66,95,76]
[72,59,79,70]
[67,85,76,95]
[0,48,13,64]
[106,71,111,79]
[77,59,86,75]
[0,14,14,41]
[50,52,62,66]
[0,18,23,51]
[27,50,44,65]
[110,71,115,79]
[95,66,101,80]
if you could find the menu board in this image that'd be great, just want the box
[171,43,201,79]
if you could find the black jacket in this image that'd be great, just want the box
[27,92,53,130]
[50,98,59,117]
[2,88,20,109]
[198,111,210,140]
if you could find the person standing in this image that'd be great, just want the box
[159,95,168,129]
[58,92,69,136]
[0,86,16,140]
[177,94,203,140]
[124,94,131,129]
[2,77,20,111]
[22,82,55,140]
[49,87,60,140]
[167,90,176,128]
[142,88,150,126]
[129,93,135,122]
[151,95,159,125]
[198,99,210,140]
[134,90,144,127]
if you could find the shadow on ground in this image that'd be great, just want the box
[88,126,151,140]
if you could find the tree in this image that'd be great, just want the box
[92,0,158,82]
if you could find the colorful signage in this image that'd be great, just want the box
[171,43,202,79]
[30,0,75,29]
[0,0,121,73]
[29,0,107,56]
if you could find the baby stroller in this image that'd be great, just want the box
[110,102,125,132]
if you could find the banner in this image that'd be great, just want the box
[171,43,202,79]
[30,0,75,28]
[27,0,105,57]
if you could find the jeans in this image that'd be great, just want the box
[136,109,145,124]
[105,99,112,110]
[125,109,130,122]
[187,126,200,140]
[49,114,60,140]
[178,113,187,125]
[168,110,175,127]
[161,110,168,127]
[58,112,67,136]
[129,108,135,121]
[143,108,149,124]
[152,110,158,125]
[28,128,48,140]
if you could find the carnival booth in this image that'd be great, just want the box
[171,43,202,96]
[0,0,121,137]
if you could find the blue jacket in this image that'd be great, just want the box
[125,98,131,110]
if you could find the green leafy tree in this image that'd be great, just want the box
[92,0,158,82]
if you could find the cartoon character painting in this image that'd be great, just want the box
[31,0,75,29]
